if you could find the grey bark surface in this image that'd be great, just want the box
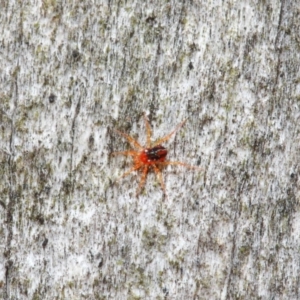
[1,1,300,299]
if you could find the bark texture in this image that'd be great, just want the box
[1,0,300,299]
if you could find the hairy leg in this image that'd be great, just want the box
[113,129,143,150]
[118,165,142,181]
[152,164,166,195]
[159,161,202,170]
[153,119,187,146]
[136,165,148,195]
[111,151,137,157]
[143,113,152,148]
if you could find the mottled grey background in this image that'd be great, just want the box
[1,1,300,299]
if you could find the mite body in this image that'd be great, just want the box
[112,113,200,196]
[140,145,168,164]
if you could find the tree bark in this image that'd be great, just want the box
[1,0,299,299]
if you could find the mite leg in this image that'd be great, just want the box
[117,165,141,182]
[152,164,166,195]
[143,113,152,148]
[111,151,137,157]
[113,129,143,150]
[153,119,187,146]
[159,161,202,170]
[136,165,149,196]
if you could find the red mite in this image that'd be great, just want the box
[112,113,200,196]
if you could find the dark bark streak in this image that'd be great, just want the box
[223,176,247,299]
[4,73,19,300]
[272,0,285,94]
[69,97,81,193]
